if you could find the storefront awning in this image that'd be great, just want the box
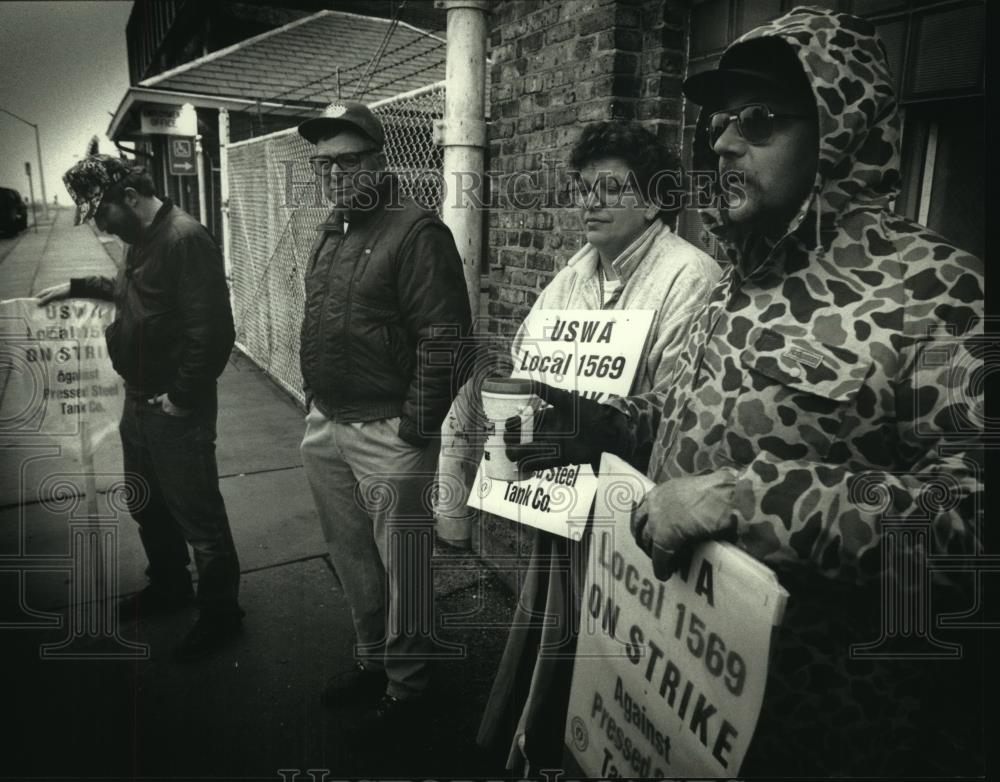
[107,87,307,141]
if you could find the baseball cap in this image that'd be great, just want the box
[683,37,814,111]
[63,154,133,226]
[297,100,386,147]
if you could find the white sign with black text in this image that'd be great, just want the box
[0,298,123,504]
[140,108,186,136]
[468,309,655,539]
[565,454,788,777]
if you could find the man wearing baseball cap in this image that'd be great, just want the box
[504,7,983,776]
[296,101,472,729]
[37,155,244,662]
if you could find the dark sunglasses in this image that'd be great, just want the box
[707,103,811,147]
[308,149,379,175]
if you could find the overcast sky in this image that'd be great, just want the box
[1,1,132,206]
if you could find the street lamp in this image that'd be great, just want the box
[0,106,49,222]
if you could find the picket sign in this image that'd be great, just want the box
[468,309,655,538]
[564,453,788,777]
[0,298,122,505]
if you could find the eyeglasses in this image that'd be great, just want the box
[308,149,379,176]
[707,103,810,147]
[572,182,621,207]
[570,177,640,208]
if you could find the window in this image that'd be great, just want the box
[679,0,984,260]
[895,99,984,258]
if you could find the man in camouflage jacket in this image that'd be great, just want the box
[512,7,984,775]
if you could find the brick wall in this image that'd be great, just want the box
[478,0,690,584]
[485,0,689,344]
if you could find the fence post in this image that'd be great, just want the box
[218,108,234,314]
[195,133,208,226]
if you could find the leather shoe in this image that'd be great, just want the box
[321,661,387,706]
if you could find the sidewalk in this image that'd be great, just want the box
[0,207,115,297]
[2,209,520,779]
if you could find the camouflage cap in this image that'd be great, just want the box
[63,154,133,226]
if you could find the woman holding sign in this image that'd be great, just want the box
[464,122,721,770]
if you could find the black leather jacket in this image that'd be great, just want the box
[299,175,472,445]
[71,199,234,408]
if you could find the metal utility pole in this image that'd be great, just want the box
[1,106,49,222]
[34,123,49,221]
[432,0,489,548]
[25,162,38,232]
[435,0,489,326]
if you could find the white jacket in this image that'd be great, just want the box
[434,220,721,539]
[511,220,721,394]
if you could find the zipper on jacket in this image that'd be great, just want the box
[313,232,340,390]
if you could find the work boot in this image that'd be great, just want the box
[118,582,194,620]
[171,612,244,663]
[359,693,430,734]
[320,661,387,706]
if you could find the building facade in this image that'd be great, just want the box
[479,0,985,566]
[110,1,449,241]
[485,0,984,341]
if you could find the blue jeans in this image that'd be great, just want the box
[118,392,241,618]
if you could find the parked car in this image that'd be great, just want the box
[0,187,29,236]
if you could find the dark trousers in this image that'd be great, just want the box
[118,392,241,618]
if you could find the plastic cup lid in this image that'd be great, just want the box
[482,377,534,394]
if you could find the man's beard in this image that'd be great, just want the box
[112,210,144,244]
[718,168,754,222]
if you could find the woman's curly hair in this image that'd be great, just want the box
[569,121,683,223]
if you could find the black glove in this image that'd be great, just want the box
[503,381,635,472]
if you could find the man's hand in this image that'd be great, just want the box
[150,393,193,418]
[35,283,71,305]
[630,468,739,580]
[397,416,430,449]
[503,381,635,473]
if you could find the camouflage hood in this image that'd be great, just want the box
[696,6,901,258]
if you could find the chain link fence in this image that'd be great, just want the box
[225,82,446,403]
